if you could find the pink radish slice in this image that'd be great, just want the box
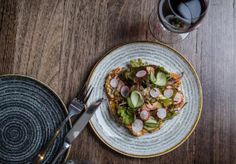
[120,85,129,97]
[117,80,124,91]
[163,89,174,98]
[136,70,147,78]
[157,108,167,119]
[150,88,161,98]
[132,119,143,133]
[174,92,183,104]
[110,78,118,88]
[140,110,150,121]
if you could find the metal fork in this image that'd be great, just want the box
[34,83,94,164]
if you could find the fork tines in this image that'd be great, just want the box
[77,82,94,104]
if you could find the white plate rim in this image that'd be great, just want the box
[88,41,203,158]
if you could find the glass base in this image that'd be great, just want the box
[149,8,189,44]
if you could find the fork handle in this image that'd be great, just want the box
[34,114,71,163]
[52,142,71,164]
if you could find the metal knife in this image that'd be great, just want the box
[51,98,104,164]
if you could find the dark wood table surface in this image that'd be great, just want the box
[0,0,235,164]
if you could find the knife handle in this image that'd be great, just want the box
[52,142,70,164]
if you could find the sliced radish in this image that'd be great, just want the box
[110,78,118,88]
[174,92,183,105]
[120,85,129,97]
[150,88,161,98]
[163,89,174,98]
[117,80,124,91]
[140,110,150,121]
[157,108,167,119]
[136,70,147,78]
[132,119,143,133]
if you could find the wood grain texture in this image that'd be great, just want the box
[0,0,235,163]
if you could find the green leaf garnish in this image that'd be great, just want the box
[156,72,167,86]
[117,106,134,125]
[130,59,147,68]
[158,66,169,74]
[150,71,167,86]
[144,126,157,131]
[127,97,135,108]
[130,90,144,108]
[150,71,157,84]
[145,120,158,128]
[131,91,139,107]
[144,117,159,131]
[165,110,177,120]
[159,96,173,107]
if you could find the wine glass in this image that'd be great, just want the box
[149,0,210,44]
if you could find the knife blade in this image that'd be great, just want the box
[65,98,104,144]
[51,98,104,164]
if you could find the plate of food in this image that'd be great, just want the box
[0,75,71,163]
[88,42,202,158]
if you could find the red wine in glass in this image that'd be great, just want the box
[149,0,209,43]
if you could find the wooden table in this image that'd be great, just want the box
[0,0,235,163]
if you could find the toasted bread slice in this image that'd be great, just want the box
[104,65,185,137]
[105,67,124,123]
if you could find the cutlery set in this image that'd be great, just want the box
[34,82,103,163]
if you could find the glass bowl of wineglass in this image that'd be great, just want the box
[149,0,210,44]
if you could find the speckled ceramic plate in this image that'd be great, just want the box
[88,42,202,158]
[0,75,71,163]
